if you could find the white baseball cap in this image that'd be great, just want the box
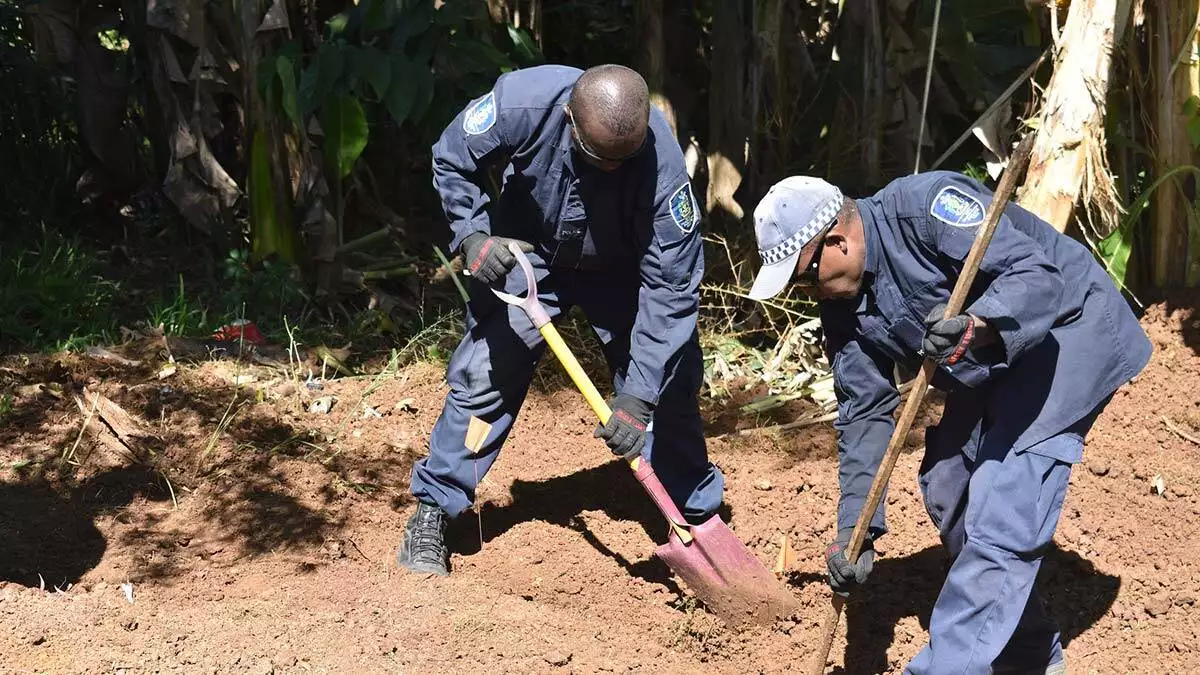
[747,176,843,300]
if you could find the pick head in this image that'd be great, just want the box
[491,242,551,328]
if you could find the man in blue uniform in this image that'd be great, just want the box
[397,64,724,577]
[746,174,1151,673]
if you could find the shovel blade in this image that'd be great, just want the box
[654,515,799,627]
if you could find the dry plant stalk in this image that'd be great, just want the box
[1019,0,1132,237]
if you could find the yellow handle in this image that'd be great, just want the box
[540,324,612,425]
[537,322,694,542]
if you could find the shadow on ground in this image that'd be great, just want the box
[0,359,417,588]
[830,544,1119,673]
[0,467,166,588]
[446,460,735,596]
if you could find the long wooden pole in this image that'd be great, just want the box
[807,134,1036,675]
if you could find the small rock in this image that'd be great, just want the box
[123,620,139,631]
[1086,458,1110,477]
[309,396,336,414]
[30,635,45,646]
[1174,595,1196,607]
[1133,467,1150,481]
[1145,593,1172,617]
[1172,483,1194,497]
[754,479,773,491]
[544,651,572,667]
[394,398,417,413]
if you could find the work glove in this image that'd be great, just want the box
[825,528,875,598]
[921,303,977,366]
[461,232,535,286]
[594,393,653,460]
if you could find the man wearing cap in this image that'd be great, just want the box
[747,172,1150,673]
[395,63,724,577]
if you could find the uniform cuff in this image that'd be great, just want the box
[838,494,888,538]
[967,294,1026,362]
[451,221,492,254]
[617,379,661,408]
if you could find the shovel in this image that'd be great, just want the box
[490,244,800,627]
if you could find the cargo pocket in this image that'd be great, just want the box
[1016,430,1084,465]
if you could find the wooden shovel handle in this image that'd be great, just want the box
[808,135,1036,675]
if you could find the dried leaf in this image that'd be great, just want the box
[157,365,178,380]
[121,581,135,604]
[256,0,290,32]
[1153,474,1166,497]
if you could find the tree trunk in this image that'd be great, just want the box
[707,0,749,224]
[1149,0,1199,287]
[637,0,678,139]
[1017,0,1132,236]
[746,0,783,197]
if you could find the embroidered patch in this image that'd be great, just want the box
[668,183,699,233]
[462,92,497,135]
[930,185,985,227]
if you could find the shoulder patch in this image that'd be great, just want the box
[668,183,699,233]
[930,185,985,227]
[462,92,497,136]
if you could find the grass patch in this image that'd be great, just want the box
[0,229,119,351]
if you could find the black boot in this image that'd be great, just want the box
[396,502,450,576]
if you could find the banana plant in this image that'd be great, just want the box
[254,0,541,300]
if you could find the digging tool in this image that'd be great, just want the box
[490,246,800,627]
[807,134,1037,674]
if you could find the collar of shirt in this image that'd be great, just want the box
[558,120,580,178]
[852,197,882,312]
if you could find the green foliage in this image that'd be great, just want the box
[148,275,210,337]
[1098,165,1200,290]
[1183,95,1200,150]
[320,95,369,180]
[219,250,309,340]
[258,0,542,155]
[248,130,299,264]
[0,230,118,351]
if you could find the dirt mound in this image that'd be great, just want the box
[2,294,1199,673]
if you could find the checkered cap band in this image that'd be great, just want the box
[759,188,842,265]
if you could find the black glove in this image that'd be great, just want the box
[921,303,976,366]
[460,233,535,285]
[594,394,652,459]
[825,528,875,598]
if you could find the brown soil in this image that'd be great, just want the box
[2,294,1199,674]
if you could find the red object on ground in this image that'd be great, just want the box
[211,320,266,345]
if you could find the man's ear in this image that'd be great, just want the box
[824,231,849,253]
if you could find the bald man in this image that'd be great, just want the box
[397,64,724,577]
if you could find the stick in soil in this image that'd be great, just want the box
[1163,417,1200,447]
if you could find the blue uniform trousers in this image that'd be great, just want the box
[409,255,724,523]
[905,395,1107,675]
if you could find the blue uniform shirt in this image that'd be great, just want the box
[824,171,1152,535]
[430,65,704,406]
